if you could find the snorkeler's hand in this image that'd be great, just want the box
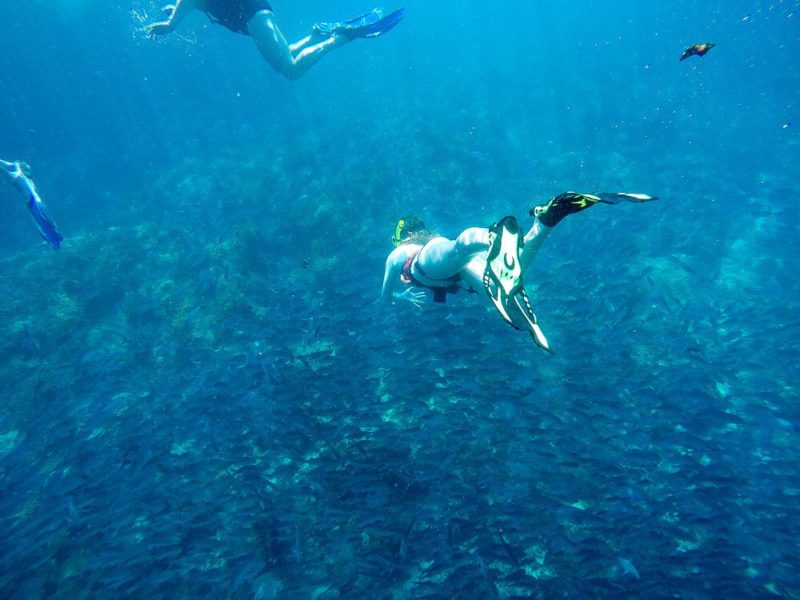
[2,160,28,177]
[146,20,174,37]
[146,5,177,38]
[394,288,425,309]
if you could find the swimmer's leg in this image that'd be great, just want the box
[288,34,315,54]
[520,190,657,271]
[461,256,487,292]
[521,191,620,272]
[520,218,552,273]
[248,11,350,80]
[416,228,490,280]
[288,28,332,54]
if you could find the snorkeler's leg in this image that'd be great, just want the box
[288,26,332,54]
[520,190,625,272]
[520,190,658,272]
[417,228,490,280]
[461,256,486,292]
[248,11,350,80]
[288,35,315,54]
[247,12,298,78]
[519,218,552,273]
[291,36,351,75]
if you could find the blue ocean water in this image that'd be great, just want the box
[1,0,798,597]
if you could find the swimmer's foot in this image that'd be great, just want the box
[314,8,404,39]
[529,192,613,227]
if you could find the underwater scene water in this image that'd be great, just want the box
[1,0,799,597]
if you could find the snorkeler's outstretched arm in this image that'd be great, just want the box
[380,253,403,304]
[0,159,25,177]
[146,0,198,36]
[1,160,27,180]
[380,250,425,308]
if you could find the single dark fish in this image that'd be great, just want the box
[617,557,641,579]
[680,42,716,61]
[495,527,520,567]
[473,550,500,599]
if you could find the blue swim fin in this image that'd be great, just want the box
[315,8,404,39]
[27,194,63,250]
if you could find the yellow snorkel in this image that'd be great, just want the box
[391,219,406,247]
[392,215,425,247]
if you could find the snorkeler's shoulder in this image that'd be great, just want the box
[388,242,421,264]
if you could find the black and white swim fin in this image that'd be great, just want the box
[483,216,552,352]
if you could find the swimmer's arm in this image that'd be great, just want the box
[380,253,426,308]
[0,160,24,179]
[1,160,27,189]
[380,254,402,305]
[147,0,198,35]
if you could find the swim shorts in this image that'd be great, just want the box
[204,0,273,35]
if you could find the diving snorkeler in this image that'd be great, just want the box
[679,42,715,62]
[381,192,657,351]
[146,1,404,80]
[1,159,64,250]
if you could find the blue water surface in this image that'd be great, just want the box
[1,1,798,597]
